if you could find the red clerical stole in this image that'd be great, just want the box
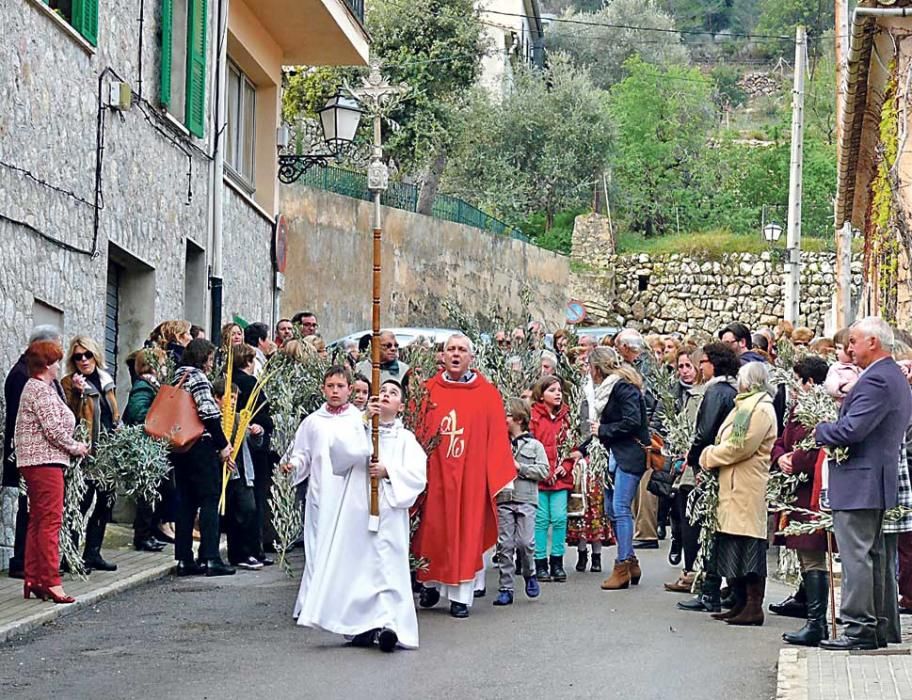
[413,371,515,586]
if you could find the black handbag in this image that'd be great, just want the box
[647,466,676,499]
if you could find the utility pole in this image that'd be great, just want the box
[784,26,807,324]
[834,0,853,327]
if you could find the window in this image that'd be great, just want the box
[45,0,99,45]
[225,61,256,189]
[161,0,207,137]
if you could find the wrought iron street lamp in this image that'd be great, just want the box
[277,91,364,184]
[763,222,783,244]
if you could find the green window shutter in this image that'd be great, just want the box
[160,0,174,108]
[72,0,99,46]
[185,0,208,138]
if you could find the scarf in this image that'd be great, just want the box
[592,374,621,418]
[729,389,767,448]
[380,359,400,374]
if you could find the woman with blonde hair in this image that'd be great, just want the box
[220,323,245,352]
[580,347,650,590]
[61,335,121,572]
[303,335,329,360]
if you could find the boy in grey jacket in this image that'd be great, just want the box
[494,399,551,606]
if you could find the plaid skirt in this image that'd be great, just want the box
[715,533,767,579]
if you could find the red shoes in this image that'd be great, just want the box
[23,581,76,604]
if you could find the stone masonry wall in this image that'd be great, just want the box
[570,252,864,335]
[280,186,571,341]
[222,185,276,325]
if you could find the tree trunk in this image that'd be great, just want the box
[416,147,448,216]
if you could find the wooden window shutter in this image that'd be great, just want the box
[160,0,174,108]
[72,0,99,46]
[185,0,208,138]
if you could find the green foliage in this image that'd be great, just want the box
[710,64,748,111]
[609,56,715,236]
[756,0,834,57]
[615,230,837,257]
[547,0,690,90]
[445,57,612,230]
[521,208,586,254]
[282,66,358,124]
[366,0,485,171]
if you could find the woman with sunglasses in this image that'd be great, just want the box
[61,335,121,573]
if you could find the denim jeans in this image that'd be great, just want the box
[535,490,568,559]
[611,468,642,562]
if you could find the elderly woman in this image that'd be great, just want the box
[61,335,120,573]
[581,347,650,591]
[699,362,777,626]
[16,340,89,603]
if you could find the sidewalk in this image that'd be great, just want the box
[777,601,912,700]
[0,527,175,644]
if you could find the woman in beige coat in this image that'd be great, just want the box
[699,362,777,626]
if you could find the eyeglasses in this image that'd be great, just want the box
[382,343,399,349]
[72,351,94,362]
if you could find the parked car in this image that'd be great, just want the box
[328,327,463,351]
[573,326,620,343]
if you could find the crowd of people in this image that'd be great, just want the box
[4,309,912,654]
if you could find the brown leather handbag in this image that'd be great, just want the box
[144,373,204,453]
[641,432,666,472]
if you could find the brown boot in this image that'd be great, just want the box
[664,571,695,593]
[601,560,631,590]
[628,555,641,585]
[712,578,746,620]
[725,578,765,626]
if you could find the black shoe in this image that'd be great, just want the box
[657,524,667,541]
[819,635,877,651]
[377,628,398,652]
[350,629,378,648]
[632,540,659,550]
[134,538,166,552]
[769,585,807,619]
[549,555,567,582]
[668,540,682,567]
[202,559,236,577]
[534,558,551,583]
[154,529,176,544]
[590,553,602,573]
[176,560,205,576]
[83,552,118,572]
[418,586,440,608]
[449,602,469,619]
[257,557,275,567]
[677,595,721,613]
[576,551,588,572]
[783,571,829,647]
[721,592,737,610]
[474,587,486,598]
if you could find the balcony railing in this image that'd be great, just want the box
[344,0,365,24]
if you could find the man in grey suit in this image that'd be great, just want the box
[815,317,912,650]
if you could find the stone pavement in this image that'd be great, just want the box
[776,591,912,700]
[0,527,174,644]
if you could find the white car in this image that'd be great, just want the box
[329,327,463,350]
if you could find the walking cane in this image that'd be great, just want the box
[826,530,838,639]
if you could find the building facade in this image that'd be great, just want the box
[0,0,368,568]
[477,0,544,98]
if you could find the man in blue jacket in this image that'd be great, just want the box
[815,317,912,650]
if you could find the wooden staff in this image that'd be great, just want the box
[826,530,838,639]
[367,108,384,534]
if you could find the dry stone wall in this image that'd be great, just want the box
[570,251,863,335]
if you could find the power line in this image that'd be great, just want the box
[482,9,795,41]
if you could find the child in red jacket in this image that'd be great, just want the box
[529,375,572,582]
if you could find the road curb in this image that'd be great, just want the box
[0,560,175,645]
[776,647,808,700]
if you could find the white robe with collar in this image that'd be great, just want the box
[290,413,427,648]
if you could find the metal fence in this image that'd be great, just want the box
[297,165,527,241]
[344,0,365,23]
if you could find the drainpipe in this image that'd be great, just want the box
[854,7,912,18]
[208,0,229,344]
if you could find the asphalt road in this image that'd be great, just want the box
[0,545,795,700]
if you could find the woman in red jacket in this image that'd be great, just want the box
[770,355,831,647]
[530,375,572,582]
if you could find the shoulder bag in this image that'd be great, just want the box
[144,373,204,453]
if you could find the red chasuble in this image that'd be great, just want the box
[413,371,515,586]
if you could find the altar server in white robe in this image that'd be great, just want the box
[290,376,427,651]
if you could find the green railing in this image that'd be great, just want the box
[297,165,527,242]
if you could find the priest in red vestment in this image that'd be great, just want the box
[413,333,515,618]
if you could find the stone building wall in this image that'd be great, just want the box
[280,186,571,341]
[570,251,864,335]
[0,2,276,568]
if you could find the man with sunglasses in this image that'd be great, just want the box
[356,330,409,384]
